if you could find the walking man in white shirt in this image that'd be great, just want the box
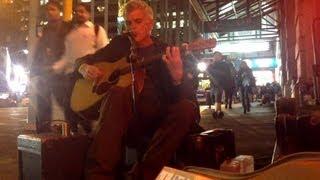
[53,2,109,73]
[53,3,109,133]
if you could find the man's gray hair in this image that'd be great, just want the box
[121,0,154,20]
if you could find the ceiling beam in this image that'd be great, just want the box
[217,0,260,20]
[190,0,211,21]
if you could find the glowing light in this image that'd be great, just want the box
[0,93,10,100]
[252,70,274,86]
[156,22,161,29]
[117,16,124,22]
[8,65,28,94]
[5,47,11,83]
[197,62,208,72]
[254,58,274,68]
[22,49,29,54]
[242,58,278,69]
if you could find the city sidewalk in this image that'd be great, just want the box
[0,102,275,179]
[199,102,276,169]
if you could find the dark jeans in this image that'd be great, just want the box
[224,88,233,109]
[35,73,81,132]
[240,85,251,112]
[85,87,198,180]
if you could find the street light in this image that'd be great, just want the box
[1,47,29,94]
[10,49,29,56]
[22,49,29,55]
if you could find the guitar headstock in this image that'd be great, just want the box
[188,38,217,51]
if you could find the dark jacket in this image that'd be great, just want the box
[31,21,72,77]
[207,60,234,91]
[238,67,255,87]
[75,35,196,105]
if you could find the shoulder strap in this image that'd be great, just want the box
[93,24,100,48]
[94,24,100,37]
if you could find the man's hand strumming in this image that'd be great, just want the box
[78,64,104,81]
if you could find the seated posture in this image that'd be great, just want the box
[75,1,199,179]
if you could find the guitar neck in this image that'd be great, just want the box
[117,37,215,76]
[119,54,163,75]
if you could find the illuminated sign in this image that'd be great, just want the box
[215,41,270,53]
[245,58,278,69]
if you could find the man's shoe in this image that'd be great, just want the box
[217,111,224,118]
[212,111,217,119]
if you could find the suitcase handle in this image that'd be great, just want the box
[51,120,70,136]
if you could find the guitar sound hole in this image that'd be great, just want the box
[108,70,120,84]
[93,70,121,95]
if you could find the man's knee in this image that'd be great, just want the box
[172,99,198,124]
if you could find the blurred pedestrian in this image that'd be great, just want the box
[238,61,255,114]
[31,0,73,133]
[51,3,109,133]
[207,52,234,118]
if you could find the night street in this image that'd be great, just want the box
[1,0,320,179]
[0,103,275,179]
[0,107,28,180]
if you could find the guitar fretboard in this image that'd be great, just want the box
[119,54,163,75]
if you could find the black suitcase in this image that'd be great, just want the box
[275,113,320,160]
[17,133,90,180]
[297,115,320,151]
[275,97,297,116]
[177,128,236,169]
[275,114,301,157]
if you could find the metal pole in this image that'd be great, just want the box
[188,1,192,41]
[312,18,320,105]
[104,0,109,33]
[91,0,95,24]
[63,0,73,21]
[28,0,40,123]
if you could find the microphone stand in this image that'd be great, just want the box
[127,33,139,114]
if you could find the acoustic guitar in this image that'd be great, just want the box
[70,38,216,112]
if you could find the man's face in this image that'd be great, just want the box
[75,5,90,24]
[46,4,60,22]
[125,9,153,45]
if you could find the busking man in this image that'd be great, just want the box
[75,0,200,179]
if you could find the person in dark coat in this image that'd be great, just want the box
[31,1,73,133]
[238,61,255,113]
[206,51,235,118]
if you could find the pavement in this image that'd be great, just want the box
[199,102,276,169]
[0,107,28,180]
[0,102,275,179]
